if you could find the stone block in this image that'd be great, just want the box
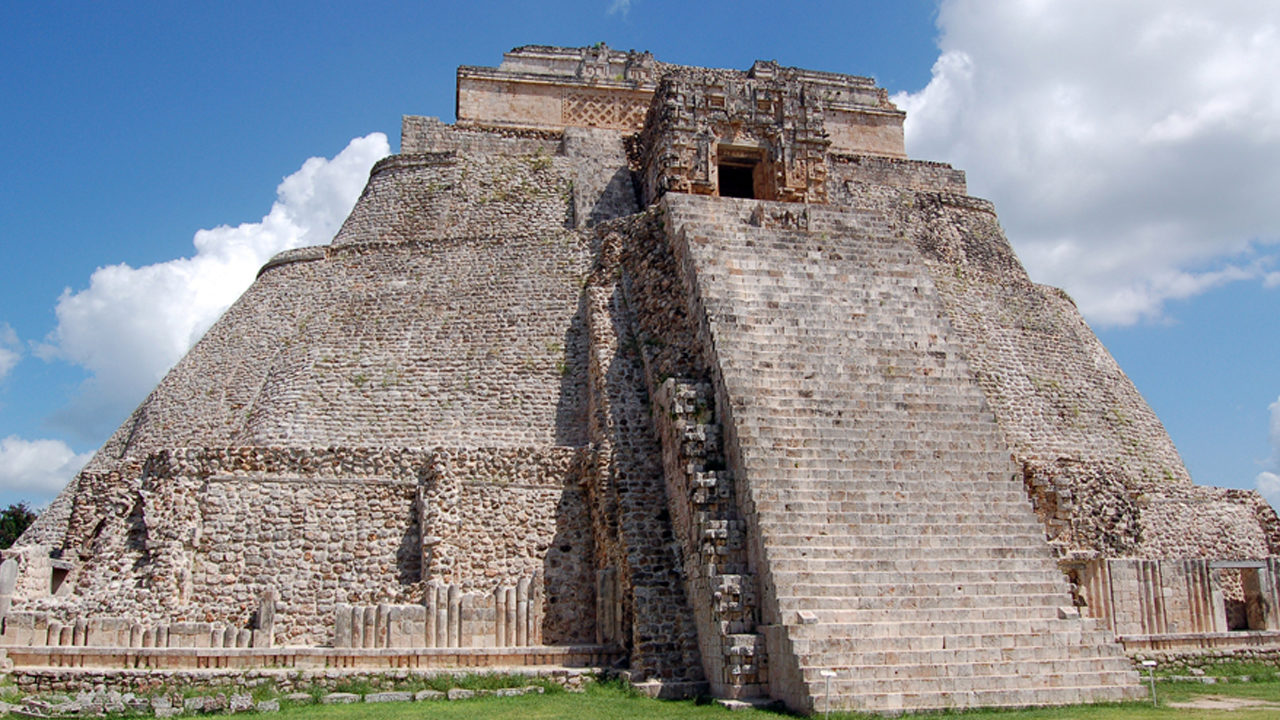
[229,693,254,713]
[333,603,352,648]
[365,691,413,703]
[0,611,35,646]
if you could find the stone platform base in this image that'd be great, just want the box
[1121,631,1280,653]
[5,644,622,672]
[8,662,605,695]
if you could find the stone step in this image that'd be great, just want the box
[788,625,1121,651]
[778,604,1074,623]
[769,555,1064,574]
[756,522,1048,540]
[778,580,1067,599]
[756,499,1038,515]
[748,477,1021,493]
[771,568,1068,589]
[800,655,1135,682]
[761,533,1050,549]
[764,545,1052,561]
[790,639,1133,664]
[812,675,1143,712]
[749,485,1028,502]
[755,511,1046,528]
[786,619,1113,644]
[825,684,1143,713]
[773,592,1073,612]
[736,435,1008,450]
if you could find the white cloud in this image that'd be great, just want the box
[608,0,632,16]
[0,323,19,381]
[38,133,389,439]
[0,436,92,499]
[1258,397,1280,508]
[1261,471,1280,508]
[895,0,1280,325]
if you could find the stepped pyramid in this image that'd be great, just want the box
[7,46,1279,713]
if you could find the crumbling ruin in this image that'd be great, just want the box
[4,46,1279,714]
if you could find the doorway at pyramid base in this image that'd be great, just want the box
[0,444,683,685]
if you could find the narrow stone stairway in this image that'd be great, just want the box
[660,194,1143,713]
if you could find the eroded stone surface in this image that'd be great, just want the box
[5,44,1277,714]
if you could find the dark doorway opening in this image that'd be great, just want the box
[718,162,756,199]
[50,566,68,595]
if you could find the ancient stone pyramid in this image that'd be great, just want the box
[6,46,1279,713]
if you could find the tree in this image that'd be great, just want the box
[0,503,37,549]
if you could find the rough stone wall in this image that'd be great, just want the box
[12,117,606,650]
[69,257,326,479]
[401,115,562,155]
[562,127,640,227]
[828,154,967,195]
[606,211,764,696]
[829,174,1280,561]
[889,190,1189,484]
[826,180,1251,558]
[577,213,705,684]
[18,445,604,648]
[1135,486,1280,559]
[99,448,426,644]
[418,447,595,644]
[332,149,574,246]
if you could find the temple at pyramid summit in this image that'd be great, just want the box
[4,45,1280,713]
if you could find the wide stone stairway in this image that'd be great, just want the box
[661,194,1143,713]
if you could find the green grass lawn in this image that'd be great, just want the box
[259,678,1280,720]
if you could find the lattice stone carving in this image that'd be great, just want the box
[563,91,648,130]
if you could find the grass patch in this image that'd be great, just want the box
[256,678,1280,720]
[1157,660,1280,680]
[254,681,755,719]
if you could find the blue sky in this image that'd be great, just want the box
[0,1,1277,509]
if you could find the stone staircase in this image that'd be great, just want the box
[660,194,1144,713]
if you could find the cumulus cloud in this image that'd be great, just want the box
[1261,471,1280,507]
[38,133,389,439]
[0,436,92,499]
[1258,397,1280,507]
[0,323,19,381]
[895,0,1280,325]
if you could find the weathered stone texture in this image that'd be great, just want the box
[7,44,1277,715]
[876,188,1280,558]
[652,193,1141,712]
[579,229,705,684]
[418,447,595,643]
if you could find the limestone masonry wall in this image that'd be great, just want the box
[578,211,705,685]
[854,183,1280,559]
[418,447,595,644]
[7,45,1278,713]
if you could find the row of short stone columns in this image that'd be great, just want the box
[0,590,277,650]
[333,578,543,649]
